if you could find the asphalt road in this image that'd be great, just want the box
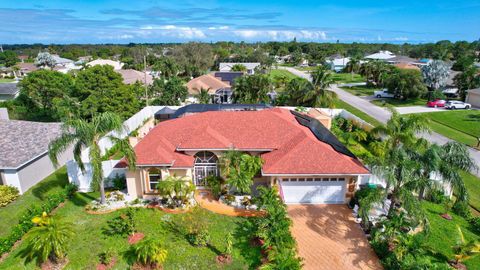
[280,66,480,177]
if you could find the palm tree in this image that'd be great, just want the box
[303,66,337,108]
[196,88,211,104]
[413,142,477,201]
[22,217,74,263]
[345,56,361,79]
[131,237,168,268]
[48,112,136,204]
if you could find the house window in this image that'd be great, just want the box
[194,151,218,186]
[148,169,161,192]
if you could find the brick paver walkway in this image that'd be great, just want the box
[288,205,383,270]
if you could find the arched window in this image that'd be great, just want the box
[147,168,161,192]
[194,151,218,186]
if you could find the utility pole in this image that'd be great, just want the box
[144,54,148,106]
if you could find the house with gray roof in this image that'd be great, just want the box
[0,111,73,193]
[0,83,19,101]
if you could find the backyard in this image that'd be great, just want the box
[0,192,262,269]
[421,110,480,147]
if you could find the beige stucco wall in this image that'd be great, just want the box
[466,92,480,108]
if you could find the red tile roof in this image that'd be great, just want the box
[131,108,368,175]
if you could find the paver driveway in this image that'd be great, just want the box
[287,205,383,270]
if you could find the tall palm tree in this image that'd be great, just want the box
[413,142,477,201]
[48,112,136,204]
[345,56,361,79]
[303,66,337,108]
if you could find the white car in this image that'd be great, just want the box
[445,101,471,110]
[374,89,395,98]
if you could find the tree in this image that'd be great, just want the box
[413,142,477,201]
[0,50,18,67]
[454,65,480,101]
[21,215,74,264]
[230,64,247,72]
[303,66,337,108]
[345,56,361,78]
[48,112,136,204]
[452,55,475,72]
[172,42,214,77]
[18,70,74,120]
[196,88,211,104]
[232,74,272,103]
[384,69,427,100]
[152,57,178,78]
[74,65,140,119]
[220,150,263,194]
[421,60,450,91]
[150,76,188,106]
[35,52,56,68]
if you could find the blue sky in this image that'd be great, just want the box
[0,0,479,44]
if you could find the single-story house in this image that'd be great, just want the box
[0,82,19,101]
[122,108,369,204]
[87,59,124,70]
[466,88,480,108]
[15,62,38,76]
[0,110,73,194]
[365,50,396,61]
[386,55,418,65]
[219,62,260,75]
[116,69,153,85]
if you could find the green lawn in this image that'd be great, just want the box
[330,72,365,84]
[0,78,15,83]
[0,192,261,269]
[333,99,382,127]
[421,110,480,147]
[0,167,68,238]
[421,201,480,269]
[371,98,428,107]
[340,85,379,97]
[269,69,298,81]
[461,171,480,212]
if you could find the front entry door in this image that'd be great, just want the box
[194,166,218,186]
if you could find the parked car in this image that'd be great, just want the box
[445,101,471,110]
[426,99,446,108]
[374,89,395,98]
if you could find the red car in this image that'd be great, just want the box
[427,99,446,108]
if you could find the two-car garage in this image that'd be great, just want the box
[281,177,347,204]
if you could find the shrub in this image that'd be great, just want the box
[452,200,472,219]
[99,249,115,265]
[112,175,127,190]
[156,176,195,208]
[426,189,447,204]
[64,183,78,198]
[175,207,211,247]
[103,207,136,236]
[205,175,224,199]
[188,229,211,247]
[223,194,235,205]
[0,185,20,207]
[130,237,167,267]
[469,216,480,233]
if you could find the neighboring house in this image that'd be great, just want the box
[466,88,480,108]
[0,83,19,101]
[15,62,38,76]
[219,62,260,75]
[386,55,418,65]
[213,72,243,85]
[365,50,396,60]
[121,107,368,204]
[0,110,73,194]
[116,69,153,85]
[326,57,350,72]
[87,59,124,70]
[186,73,240,104]
[393,63,420,71]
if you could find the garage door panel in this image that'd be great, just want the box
[281,180,345,204]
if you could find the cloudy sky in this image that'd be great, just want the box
[1,0,479,44]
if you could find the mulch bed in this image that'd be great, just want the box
[131,262,162,270]
[128,233,145,245]
[441,213,453,220]
[216,254,232,265]
[40,258,68,270]
[96,257,116,270]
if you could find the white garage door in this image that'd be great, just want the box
[281,177,346,204]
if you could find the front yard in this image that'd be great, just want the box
[0,192,262,269]
[421,110,480,147]
[370,97,428,107]
[330,72,365,84]
[340,85,378,97]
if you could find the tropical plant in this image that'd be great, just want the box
[231,63,247,72]
[220,150,263,194]
[205,175,225,199]
[0,185,20,207]
[48,112,136,204]
[225,232,233,255]
[232,74,272,103]
[345,56,361,78]
[421,60,450,91]
[156,175,195,208]
[131,237,168,267]
[196,88,211,104]
[21,216,74,263]
[452,226,480,265]
[357,188,385,231]
[303,66,337,108]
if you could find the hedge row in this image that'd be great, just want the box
[0,184,76,255]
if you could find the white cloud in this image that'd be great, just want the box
[208,26,229,30]
[233,29,327,41]
[138,25,206,39]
